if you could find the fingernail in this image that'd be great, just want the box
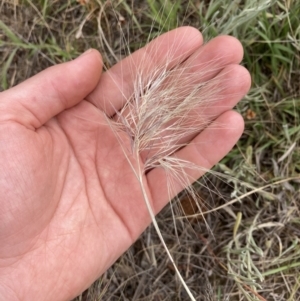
[77,49,93,59]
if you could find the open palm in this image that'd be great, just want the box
[0,27,250,301]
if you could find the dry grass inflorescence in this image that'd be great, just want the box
[1,0,300,300]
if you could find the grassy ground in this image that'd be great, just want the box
[1,0,300,300]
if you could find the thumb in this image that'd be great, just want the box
[0,49,102,129]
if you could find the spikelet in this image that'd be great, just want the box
[103,29,237,301]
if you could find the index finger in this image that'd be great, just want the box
[86,27,203,116]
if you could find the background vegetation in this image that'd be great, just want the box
[1,0,299,300]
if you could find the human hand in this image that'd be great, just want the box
[0,27,250,301]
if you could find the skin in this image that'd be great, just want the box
[0,27,251,301]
